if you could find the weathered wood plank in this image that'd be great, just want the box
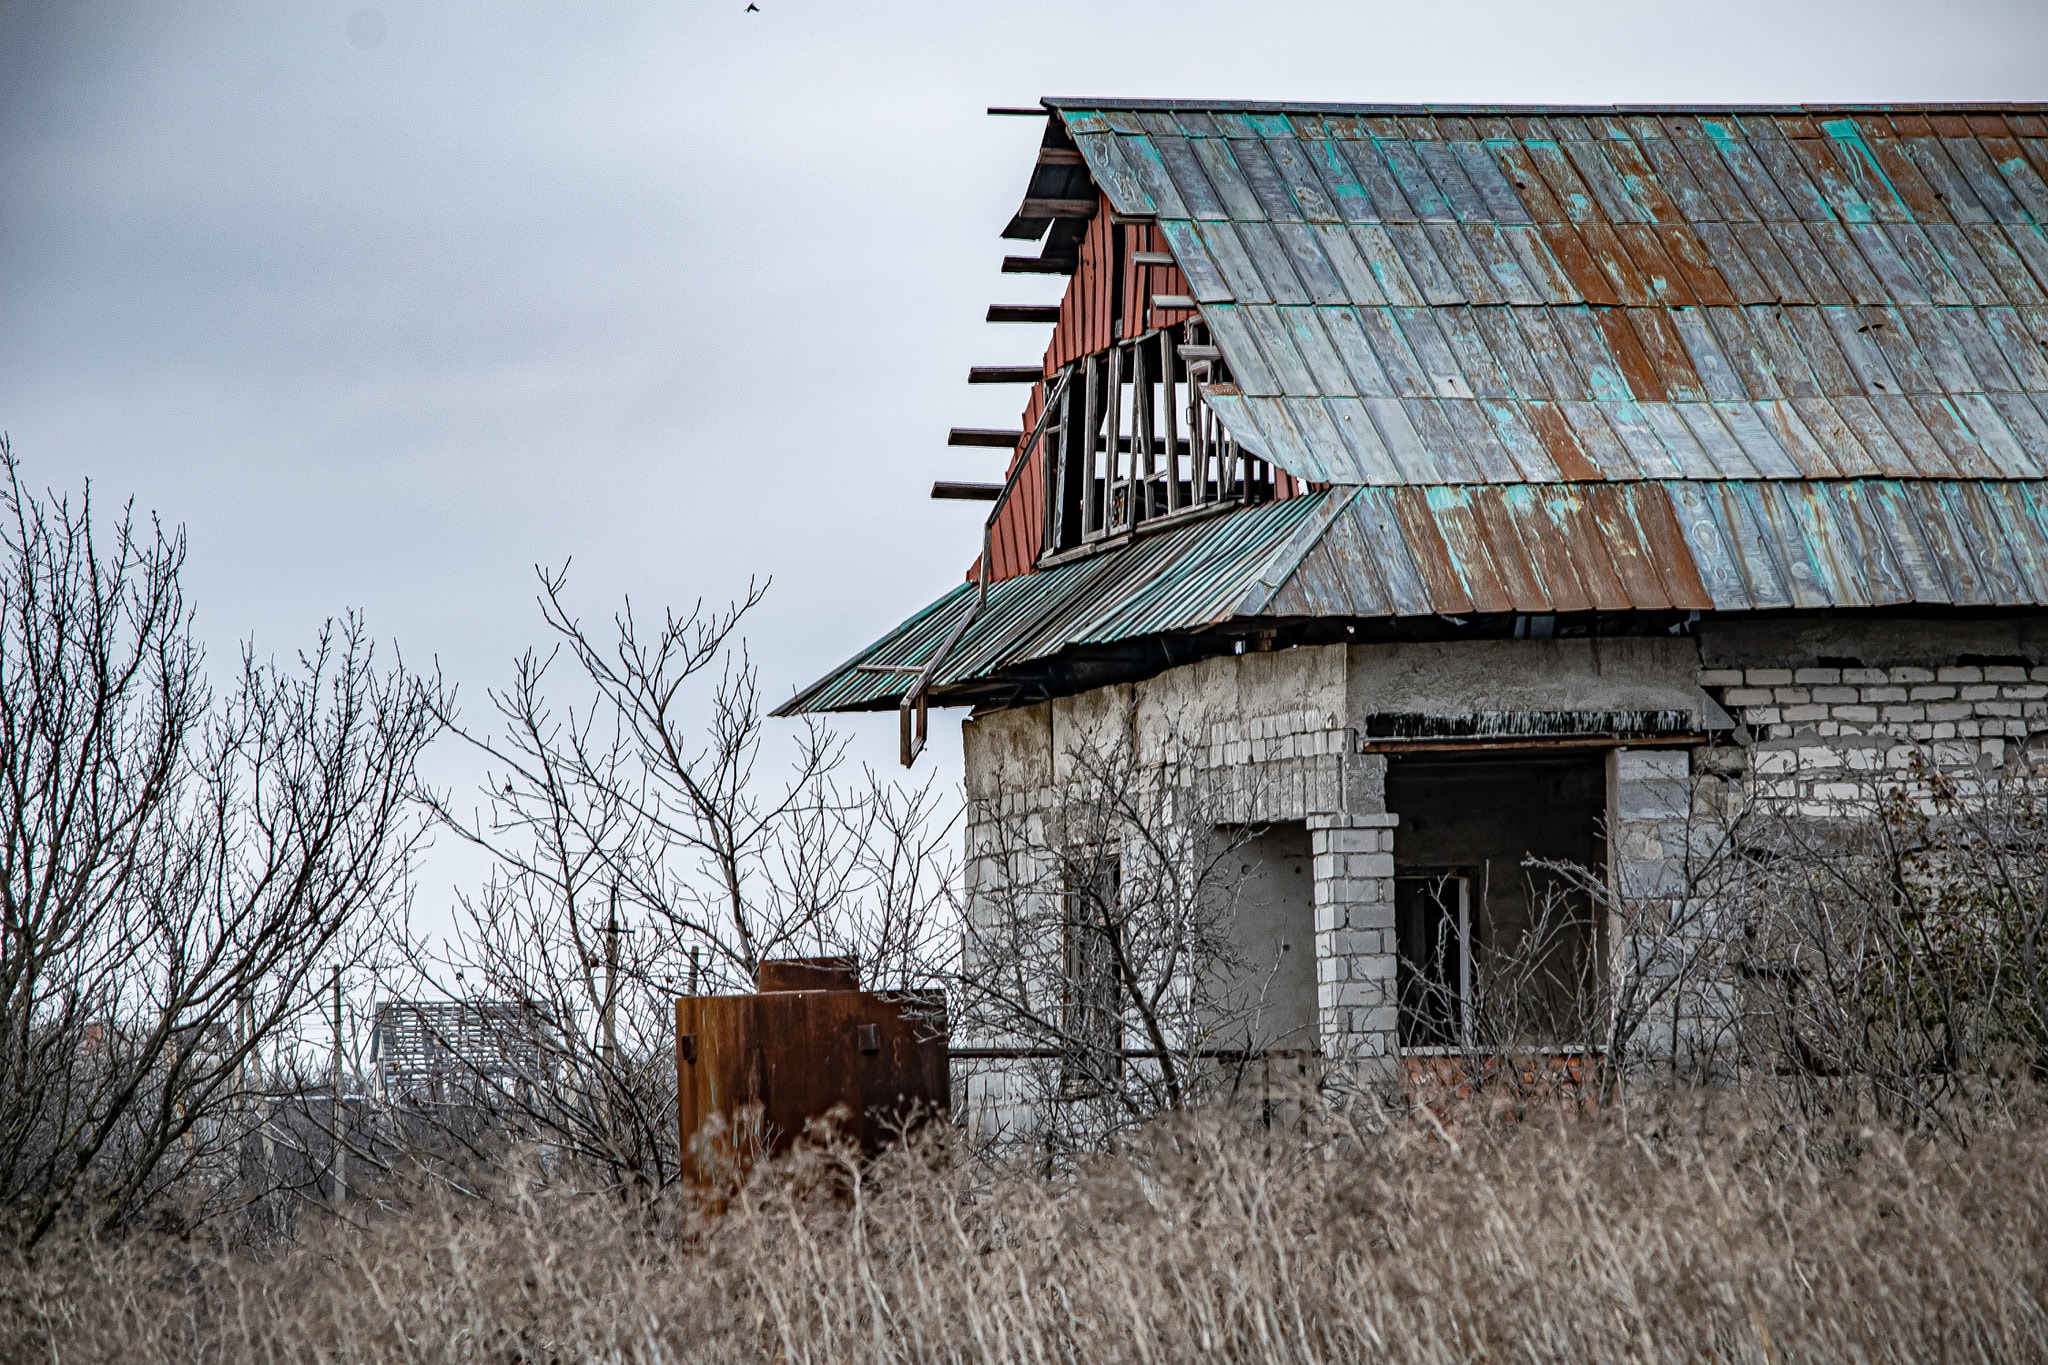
[986,305,1063,323]
[949,428,1027,447]
[1001,255,1077,274]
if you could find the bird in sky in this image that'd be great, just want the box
[746,4,759,9]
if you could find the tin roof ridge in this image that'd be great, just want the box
[1040,96,2048,116]
[1305,475,2048,490]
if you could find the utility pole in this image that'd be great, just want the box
[331,967,346,1213]
[602,885,621,1070]
[241,995,274,1205]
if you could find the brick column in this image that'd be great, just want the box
[1308,811,1400,1076]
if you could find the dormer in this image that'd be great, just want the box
[947,109,1302,583]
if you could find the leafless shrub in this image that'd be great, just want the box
[400,568,956,1196]
[1488,747,2048,1135]
[1390,869,1611,1116]
[1720,755,2048,1134]
[0,443,442,1249]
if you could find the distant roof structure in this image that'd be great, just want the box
[782,100,2048,717]
[373,1000,549,1102]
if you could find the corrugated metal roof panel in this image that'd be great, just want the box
[783,479,2048,713]
[778,583,978,714]
[777,497,1331,715]
[798,100,2048,718]
[1047,98,2048,487]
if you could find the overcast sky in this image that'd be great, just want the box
[2,0,2044,924]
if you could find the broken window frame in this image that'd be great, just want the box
[1042,320,1275,559]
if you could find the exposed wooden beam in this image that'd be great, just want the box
[1002,255,1077,275]
[986,304,1062,323]
[1132,251,1175,266]
[1018,197,1097,219]
[949,428,1025,447]
[932,481,1003,501]
[968,367,1043,385]
[1036,147,1085,166]
[1178,344,1222,362]
[986,106,1046,116]
[1151,293,1197,310]
[1090,436,1193,455]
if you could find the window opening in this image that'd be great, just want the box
[1060,850,1123,1094]
[1044,320,1275,556]
[1395,875,1470,1049]
[1386,753,1608,1052]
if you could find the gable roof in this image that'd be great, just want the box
[1055,100,2048,487]
[780,101,2048,718]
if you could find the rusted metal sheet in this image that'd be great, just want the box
[676,962,947,1185]
[1029,100,2048,487]
[781,473,2048,715]
[755,957,862,992]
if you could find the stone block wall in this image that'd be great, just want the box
[954,653,1398,1134]
[1607,747,1738,1069]
[1607,749,1692,905]
[1199,711,1367,823]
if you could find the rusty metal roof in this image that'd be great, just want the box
[783,101,2048,716]
[780,477,2048,712]
[1050,100,2048,487]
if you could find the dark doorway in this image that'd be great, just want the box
[1394,874,1467,1048]
[1385,752,1606,1048]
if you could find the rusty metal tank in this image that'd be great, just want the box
[675,957,948,1185]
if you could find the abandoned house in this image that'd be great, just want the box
[779,99,2048,1121]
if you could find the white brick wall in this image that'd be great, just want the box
[961,642,2048,1124]
[1700,661,2047,812]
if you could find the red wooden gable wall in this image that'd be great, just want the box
[979,197,1203,583]
[973,197,1306,582]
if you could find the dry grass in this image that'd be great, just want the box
[6,1097,2046,1363]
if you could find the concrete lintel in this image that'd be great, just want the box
[1307,812,1398,831]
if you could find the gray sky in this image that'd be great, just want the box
[3,0,2044,923]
